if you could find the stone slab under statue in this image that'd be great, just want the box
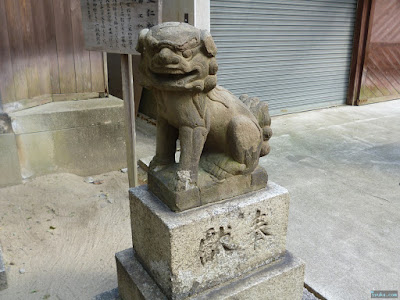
[116,22,305,300]
[148,165,268,211]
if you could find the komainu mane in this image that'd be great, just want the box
[137,22,272,191]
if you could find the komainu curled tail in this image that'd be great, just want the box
[239,94,273,157]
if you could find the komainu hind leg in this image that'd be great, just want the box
[201,115,261,180]
[239,94,272,157]
[227,115,262,173]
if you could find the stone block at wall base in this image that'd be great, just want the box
[0,133,22,187]
[116,248,305,300]
[8,97,126,179]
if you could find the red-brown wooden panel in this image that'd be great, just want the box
[359,0,400,104]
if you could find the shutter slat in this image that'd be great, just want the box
[210,0,357,114]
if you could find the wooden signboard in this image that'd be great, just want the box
[81,0,162,54]
[80,0,162,187]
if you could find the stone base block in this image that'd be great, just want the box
[0,133,22,187]
[116,248,305,300]
[0,247,7,291]
[8,97,126,179]
[130,182,289,299]
[148,165,268,212]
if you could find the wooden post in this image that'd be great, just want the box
[103,52,109,96]
[121,54,138,188]
[346,0,373,105]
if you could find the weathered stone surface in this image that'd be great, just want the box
[8,97,126,179]
[93,288,120,300]
[116,248,166,300]
[0,246,7,291]
[0,132,22,187]
[148,166,268,211]
[195,251,305,300]
[136,22,272,206]
[0,113,13,134]
[130,182,289,299]
[9,97,124,134]
[117,248,304,300]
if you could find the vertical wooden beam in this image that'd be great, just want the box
[347,0,373,105]
[71,0,92,93]
[103,52,109,96]
[121,54,138,188]
[53,0,77,94]
[4,0,29,101]
[358,0,377,105]
[31,0,53,97]
[132,54,143,115]
[90,51,106,92]
[19,0,42,99]
[0,0,15,104]
[44,0,61,95]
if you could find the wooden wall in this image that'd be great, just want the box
[0,0,105,113]
[357,0,400,104]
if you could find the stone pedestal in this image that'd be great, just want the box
[148,166,268,212]
[116,248,304,300]
[0,246,7,291]
[116,182,305,300]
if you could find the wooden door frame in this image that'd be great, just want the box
[347,0,375,105]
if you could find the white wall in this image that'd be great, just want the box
[194,0,210,31]
[162,0,210,31]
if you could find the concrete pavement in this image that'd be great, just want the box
[259,99,400,299]
[2,99,397,299]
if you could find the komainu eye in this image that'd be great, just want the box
[182,50,192,58]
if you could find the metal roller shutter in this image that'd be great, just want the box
[210,0,357,115]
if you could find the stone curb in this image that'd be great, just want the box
[0,246,7,291]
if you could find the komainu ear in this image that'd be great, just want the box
[136,28,149,54]
[201,30,217,57]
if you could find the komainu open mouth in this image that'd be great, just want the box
[152,69,198,81]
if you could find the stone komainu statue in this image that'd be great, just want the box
[136,22,272,190]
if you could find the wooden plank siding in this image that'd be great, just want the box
[4,0,30,102]
[0,0,15,103]
[31,0,53,97]
[358,0,400,104]
[44,0,61,94]
[53,0,77,94]
[71,0,92,93]
[0,0,106,113]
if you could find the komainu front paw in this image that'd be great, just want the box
[172,170,196,192]
[149,156,172,172]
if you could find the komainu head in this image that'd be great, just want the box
[136,22,218,92]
